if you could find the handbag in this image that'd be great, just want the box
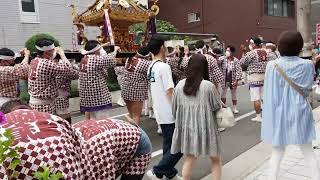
[315,84,320,95]
[216,102,236,128]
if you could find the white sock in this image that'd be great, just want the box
[269,146,285,180]
[256,113,261,118]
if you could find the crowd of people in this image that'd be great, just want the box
[0,30,320,180]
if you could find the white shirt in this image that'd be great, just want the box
[147,60,175,124]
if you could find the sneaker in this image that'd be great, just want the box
[233,107,239,114]
[251,116,262,122]
[157,126,162,135]
[218,128,226,132]
[149,111,156,119]
[146,170,163,180]
[117,98,126,107]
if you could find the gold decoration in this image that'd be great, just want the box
[72,0,159,52]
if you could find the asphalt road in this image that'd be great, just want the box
[71,85,320,180]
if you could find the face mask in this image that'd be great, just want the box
[249,45,254,51]
[225,51,231,57]
[100,48,107,56]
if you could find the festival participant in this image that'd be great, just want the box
[166,46,185,85]
[28,38,74,114]
[240,37,269,122]
[0,99,152,180]
[262,31,320,180]
[219,46,242,114]
[121,46,151,124]
[146,36,183,180]
[195,40,224,89]
[0,48,30,107]
[171,54,222,180]
[79,40,119,120]
[55,62,79,124]
[0,100,82,179]
[266,41,280,61]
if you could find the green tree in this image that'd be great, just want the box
[25,33,60,53]
[130,19,193,43]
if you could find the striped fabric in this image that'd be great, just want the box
[261,57,316,146]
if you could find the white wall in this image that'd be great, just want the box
[0,0,100,51]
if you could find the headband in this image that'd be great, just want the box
[195,45,206,54]
[167,50,176,57]
[0,55,15,60]
[35,44,55,51]
[81,44,101,55]
[137,52,152,58]
[266,43,275,47]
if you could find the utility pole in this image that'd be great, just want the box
[297,0,312,57]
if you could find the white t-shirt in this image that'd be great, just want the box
[147,60,175,125]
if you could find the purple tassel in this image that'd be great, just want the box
[148,17,157,34]
[102,12,109,37]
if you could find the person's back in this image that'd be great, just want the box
[78,40,118,119]
[73,118,152,179]
[171,54,222,180]
[148,61,174,124]
[0,48,29,99]
[263,57,315,145]
[145,36,183,180]
[261,31,320,180]
[0,108,82,179]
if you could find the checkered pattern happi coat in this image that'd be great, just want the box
[180,54,224,85]
[73,119,151,179]
[121,56,151,101]
[30,103,56,114]
[0,109,82,180]
[180,56,190,70]
[79,53,116,109]
[267,51,281,61]
[0,63,29,98]
[239,49,269,86]
[28,57,74,100]
[205,54,224,85]
[55,65,79,112]
[219,56,242,89]
[166,56,185,83]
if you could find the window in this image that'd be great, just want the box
[188,12,201,23]
[264,0,295,17]
[19,0,39,23]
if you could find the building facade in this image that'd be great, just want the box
[312,0,320,45]
[0,0,149,51]
[0,0,102,51]
[157,0,297,55]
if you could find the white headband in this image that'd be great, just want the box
[0,55,15,60]
[266,43,275,47]
[137,52,152,58]
[81,44,101,55]
[167,50,176,57]
[35,44,55,51]
[195,45,206,54]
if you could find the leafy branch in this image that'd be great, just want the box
[0,128,63,180]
